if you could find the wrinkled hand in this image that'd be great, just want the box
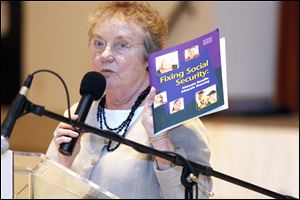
[142,87,176,170]
[53,114,81,167]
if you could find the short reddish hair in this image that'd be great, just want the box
[88,1,168,57]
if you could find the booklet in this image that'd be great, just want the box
[148,28,228,135]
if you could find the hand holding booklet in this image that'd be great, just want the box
[148,28,228,135]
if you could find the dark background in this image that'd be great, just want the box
[1,2,22,105]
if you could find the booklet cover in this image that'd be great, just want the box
[148,28,228,135]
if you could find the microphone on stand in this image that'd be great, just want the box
[58,71,106,156]
[1,74,34,155]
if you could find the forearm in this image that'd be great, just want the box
[150,134,176,170]
[57,153,75,168]
[46,139,77,169]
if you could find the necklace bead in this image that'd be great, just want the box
[97,86,151,152]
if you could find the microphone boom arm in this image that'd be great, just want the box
[25,100,296,199]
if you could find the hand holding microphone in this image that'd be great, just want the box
[58,71,106,156]
[53,114,81,167]
[54,114,79,149]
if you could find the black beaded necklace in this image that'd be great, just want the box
[97,86,151,152]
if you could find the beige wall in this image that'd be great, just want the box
[22,2,100,113]
[168,1,215,46]
[205,117,299,198]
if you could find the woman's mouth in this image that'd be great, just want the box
[100,69,114,74]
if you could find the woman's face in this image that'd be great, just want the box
[211,93,216,99]
[90,17,147,90]
[161,59,172,70]
[155,95,163,104]
[188,47,195,57]
[197,93,203,99]
[173,100,181,110]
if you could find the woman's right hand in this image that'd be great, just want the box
[53,114,81,168]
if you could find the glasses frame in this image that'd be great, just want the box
[89,38,144,55]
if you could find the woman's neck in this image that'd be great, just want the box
[105,78,149,110]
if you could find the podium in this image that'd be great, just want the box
[3,151,119,199]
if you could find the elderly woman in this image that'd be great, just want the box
[46,2,212,199]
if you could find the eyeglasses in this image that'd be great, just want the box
[89,38,143,55]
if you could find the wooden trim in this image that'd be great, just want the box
[275,1,299,112]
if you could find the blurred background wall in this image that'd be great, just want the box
[1,1,298,198]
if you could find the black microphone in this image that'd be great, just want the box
[1,74,34,155]
[58,71,106,156]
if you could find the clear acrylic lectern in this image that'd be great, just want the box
[12,151,119,199]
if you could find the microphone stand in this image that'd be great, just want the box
[21,99,296,199]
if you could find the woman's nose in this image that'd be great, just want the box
[100,44,114,60]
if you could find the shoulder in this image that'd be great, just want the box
[168,118,211,164]
[170,118,209,143]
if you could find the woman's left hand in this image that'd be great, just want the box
[142,86,176,170]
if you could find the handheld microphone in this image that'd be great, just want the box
[58,71,106,156]
[1,74,34,155]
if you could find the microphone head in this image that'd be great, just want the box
[80,71,106,100]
